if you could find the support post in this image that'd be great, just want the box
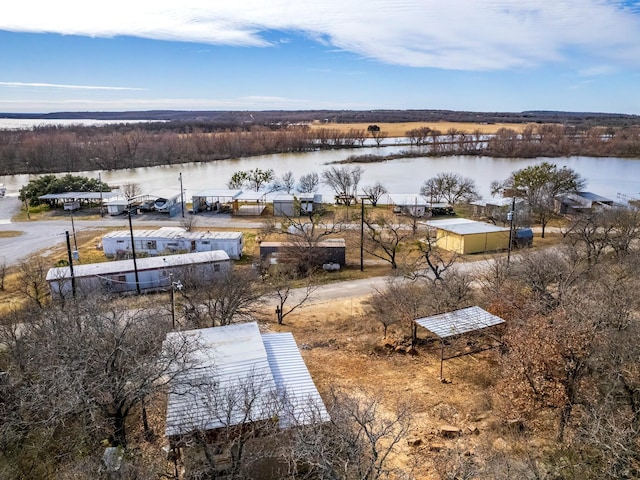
[98,172,104,217]
[128,209,141,294]
[360,197,365,271]
[66,231,76,297]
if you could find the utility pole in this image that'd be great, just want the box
[179,172,185,218]
[128,208,141,294]
[360,197,365,271]
[507,197,516,266]
[98,172,104,217]
[66,231,76,297]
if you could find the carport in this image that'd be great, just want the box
[414,306,505,379]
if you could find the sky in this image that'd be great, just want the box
[1,1,640,115]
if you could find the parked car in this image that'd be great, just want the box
[138,199,156,212]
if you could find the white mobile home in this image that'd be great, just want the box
[102,227,244,259]
[47,250,231,299]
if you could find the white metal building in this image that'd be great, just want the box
[164,322,329,442]
[47,250,231,298]
[102,227,244,259]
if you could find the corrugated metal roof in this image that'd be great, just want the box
[415,306,505,339]
[191,189,242,199]
[164,323,328,437]
[262,333,330,427]
[426,218,509,235]
[103,228,243,241]
[46,250,229,281]
[388,193,428,206]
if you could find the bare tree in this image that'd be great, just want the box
[280,171,295,194]
[362,211,417,269]
[17,256,50,308]
[322,165,363,206]
[265,264,318,325]
[179,267,265,329]
[121,182,142,200]
[362,181,387,207]
[298,172,320,193]
[420,172,480,206]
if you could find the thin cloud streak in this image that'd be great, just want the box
[2,1,640,71]
[0,82,145,91]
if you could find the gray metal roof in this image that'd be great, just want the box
[164,322,328,437]
[38,191,118,201]
[415,306,505,339]
[46,250,229,281]
[262,333,330,427]
[191,189,242,199]
[102,227,243,241]
[426,218,509,235]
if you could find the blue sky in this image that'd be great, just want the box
[1,1,640,114]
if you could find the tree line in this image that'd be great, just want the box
[3,121,640,177]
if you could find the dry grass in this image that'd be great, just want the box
[0,230,23,238]
[309,121,534,137]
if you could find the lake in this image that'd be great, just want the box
[0,145,638,202]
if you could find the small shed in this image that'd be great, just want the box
[426,218,510,254]
[102,227,244,259]
[259,238,346,266]
[272,193,297,217]
[164,322,329,446]
[105,197,130,216]
[47,250,231,298]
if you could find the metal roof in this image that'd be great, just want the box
[415,306,505,339]
[235,191,267,201]
[262,333,330,427]
[164,322,328,437]
[191,189,242,199]
[426,218,509,235]
[387,193,429,206]
[46,250,229,281]
[102,228,243,241]
[38,191,118,201]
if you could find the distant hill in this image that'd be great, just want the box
[1,109,639,127]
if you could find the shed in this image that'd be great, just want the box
[259,238,346,266]
[102,227,244,259]
[105,197,130,216]
[426,218,509,254]
[164,322,329,444]
[271,193,297,217]
[556,191,614,214]
[47,250,230,298]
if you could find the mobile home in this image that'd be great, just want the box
[102,227,244,259]
[47,250,231,298]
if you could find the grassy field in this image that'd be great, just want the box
[309,120,532,137]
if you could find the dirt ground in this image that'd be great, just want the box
[260,295,510,479]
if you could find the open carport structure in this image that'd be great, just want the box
[415,306,505,379]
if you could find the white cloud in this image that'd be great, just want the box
[0,82,145,91]
[2,1,640,70]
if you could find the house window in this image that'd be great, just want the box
[214,264,220,272]
[147,240,157,249]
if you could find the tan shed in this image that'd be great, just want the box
[426,218,510,254]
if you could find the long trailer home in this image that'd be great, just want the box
[102,227,244,259]
[47,250,231,298]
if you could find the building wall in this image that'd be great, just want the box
[435,230,509,254]
[103,235,243,259]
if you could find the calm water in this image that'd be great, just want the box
[1,147,639,202]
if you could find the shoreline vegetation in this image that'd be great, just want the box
[1,116,640,176]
